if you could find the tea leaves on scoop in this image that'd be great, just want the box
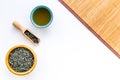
[24,30,39,44]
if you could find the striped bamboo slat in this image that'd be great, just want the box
[60,0,120,58]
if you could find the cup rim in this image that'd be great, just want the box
[30,5,53,29]
[5,45,37,76]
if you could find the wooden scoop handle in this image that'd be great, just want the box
[13,21,25,32]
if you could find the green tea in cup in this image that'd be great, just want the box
[30,5,53,28]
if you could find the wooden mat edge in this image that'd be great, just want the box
[59,0,120,58]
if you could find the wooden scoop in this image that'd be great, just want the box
[13,21,40,44]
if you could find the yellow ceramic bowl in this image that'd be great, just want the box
[5,45,37,76]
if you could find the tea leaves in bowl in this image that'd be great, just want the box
[8,47,34,72]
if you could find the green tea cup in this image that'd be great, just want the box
[30,5,53,29]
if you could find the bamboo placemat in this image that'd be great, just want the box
[59,0,120,58]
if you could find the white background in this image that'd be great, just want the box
[0,0,120,80]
